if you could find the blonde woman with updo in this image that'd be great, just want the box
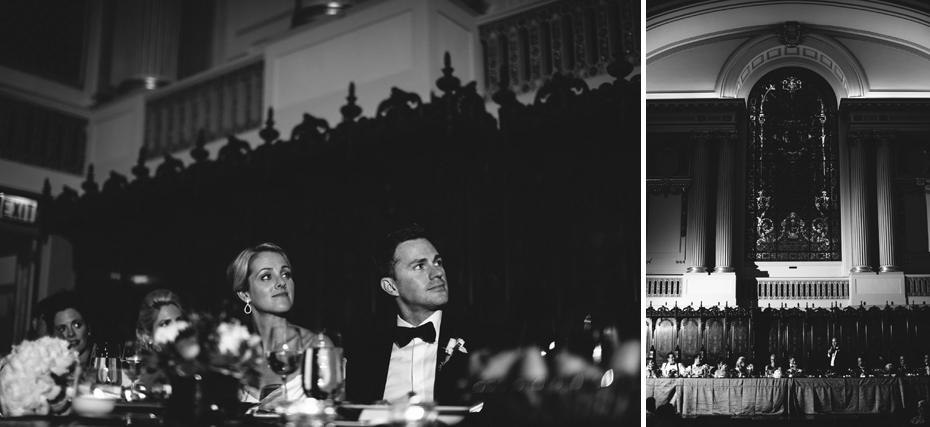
[228,243,317,405]
[136,289,185,348]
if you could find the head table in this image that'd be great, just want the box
[646,377,930,416]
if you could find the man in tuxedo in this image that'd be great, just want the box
[827,337,842,369]
[347,224,489,405]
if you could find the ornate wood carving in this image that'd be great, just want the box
[39,55,636,343]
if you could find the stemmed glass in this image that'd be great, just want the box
[121,341,144,399]
[268,325,302,402]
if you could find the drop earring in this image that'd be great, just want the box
[244,301,252,315]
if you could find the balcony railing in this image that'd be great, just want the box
[756,278,849,300]
[478,0,630,95]
[907,275,930,297]
[0,95,87,174]
[647,276,682,298]
[144,59,264,158]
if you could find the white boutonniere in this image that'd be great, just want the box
[438,338,467,372]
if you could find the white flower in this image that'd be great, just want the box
[217,320,253,355]
[0,337,76,417]
[154,320,191,345]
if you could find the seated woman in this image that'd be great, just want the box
[135,289,186,391]
[44,291,95,371]
[746,363,757,378]
[734,356,749,378]
[786,356,803,377]
[688,354,709,378]
[645,358,658,378]
[229,243,317,405]
[713,361,729,378]
[660,352,685,378]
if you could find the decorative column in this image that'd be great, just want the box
[111,0,182,91]
[847,131,873,273]
[876,131,899,272]
[686,131,711,273]
[714,130,738,273]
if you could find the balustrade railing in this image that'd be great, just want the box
[144,59,264,158]
[646,276,682,298]
[479,0,631,95]
[907,275,930,297]
[0,95,87,174]
[756,278,849,300]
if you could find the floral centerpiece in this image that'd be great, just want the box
[152,312,265,423]
[152,312,264,389]
[0,337,77,416]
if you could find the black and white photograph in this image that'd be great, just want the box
[0,0,638,425]
[646,0,930,426]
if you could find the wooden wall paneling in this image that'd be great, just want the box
[655,317,676,364]
[808,317,831,369]
[764,316,780,363]
[915,314,930,359]
[730,317,751,361]
[865,314,885,364]
[680,317,701,365]
[646,318,654,358]
[785,317,805,364]
[705,318,725,364]
[888,311,910,360]
[838,316,859,366]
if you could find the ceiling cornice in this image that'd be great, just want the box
[648,0,930,30]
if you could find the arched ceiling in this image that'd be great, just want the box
[646,0,930,99]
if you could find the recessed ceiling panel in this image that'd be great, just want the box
[839,38,930,91]
[647,38,747,93]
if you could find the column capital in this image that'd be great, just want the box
[690,130,713,145]
[847,130,871,147]
[874,130,897,146]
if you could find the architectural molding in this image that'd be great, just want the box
[716,33,867,100]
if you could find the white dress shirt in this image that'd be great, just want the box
[383,310,442,403]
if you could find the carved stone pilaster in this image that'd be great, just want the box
[875,131,899,272]
[714,131,738,273]
[847,131,873,273]
[686,131,711,273]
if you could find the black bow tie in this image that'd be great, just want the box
[395,322,436,347]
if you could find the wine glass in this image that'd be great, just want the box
[268,325,302,402]
[121,341,144,398]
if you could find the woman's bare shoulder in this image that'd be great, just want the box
[292,324,318,350]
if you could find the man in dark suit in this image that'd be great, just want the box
[346,224,483,405]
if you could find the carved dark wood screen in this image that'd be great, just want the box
[647,305,930,371]
[39,56,637,345]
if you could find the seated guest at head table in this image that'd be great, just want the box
[229,243,317,404]
[687,354,709,378]
[661,352,685,378]
[764,353,779,378]
[785,356,803,377]
[900,355,916,375]
[733,356,749,378]
[713,361,729,378]
[885,362,897,376]
[849,356,868,377]
[346,224,513,405]
[44,291,95,370]
[645,358,658,378]
[746,363,756,378]
[135,289,186,391]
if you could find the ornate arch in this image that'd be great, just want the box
[716,32,868,101]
